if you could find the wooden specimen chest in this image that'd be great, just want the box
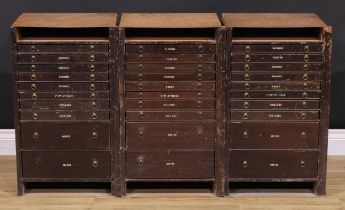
[117,13,226,196]
[222,13,332,195]
[11,13,118,195]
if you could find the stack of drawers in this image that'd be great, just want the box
[229,41,322,179]
[17,43,111,180]
[124,44,217,179]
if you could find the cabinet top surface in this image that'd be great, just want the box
[222,13,327,28]
[120,13,221,28]
[12,13,117,28]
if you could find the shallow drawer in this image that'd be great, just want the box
[20,100,109,110]
[22,151,110,179]
[17,64,109,73]
[125,44,216,54]
[126,151,214,179]
[232,44,322,53]
[230,111,319,121]
[229,150,318,179]
[231,82,320,91]
[17,53,108,63]
[126,63,215,73]
[17,44,109,53]
[231,54,322,63]
[18,82,108,92]
[231,72,321,82]
[230,91,321,99]
[126,111,215,121]
[230,100,319,110]
[125,72,215,81]
[20,110,109,121]
[230,122,319,149]
[19,91,109,100]
[125,81,215,91]
[125,54,215,63]
[231,63,322,72]
[19,72,109,82]
[21,122,109,150]
[125,99,215,110]
[126,122,215,150]
[125,92,215,99]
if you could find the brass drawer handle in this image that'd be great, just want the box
[302,101,308,108]
[138,64,144,71]
[301,131,307,139]
[91,101,97,108]
[32,93,37,100]
[90,74,95,81]
[245,83,250,90]
[90,55,95,62]
[138,54,144,61]
[139,111,144,119]
[197,83,202,89]
[244,73,250,81]
[90,65,96,72]
[31,55,36,62]
[243,101,249,109]
[301,112,307,120]
[139,130,144,138]
[31,74,36,81]
[30,45,36,52]
[138,100,144,108]
[304,64,309,71]
[138,159,144,167]
[138,45,144,53]
[90,84,96,91]
[31,65,36,72]
[92,159,99,168]
[300,160,306,168]
[302,92,308,99]
[92,132,98,138]
[138,73,143,81]
[244,64,250,71]
[197,100,202,108]
[33,113,38,120]
[304,45,310,52]
[90,45,95,52]
[303,82,308,90]
[245,45,251,53]
[32,132,39,139]
[197,64,203,72]
[244,92,249,98]
[242,161,248,168]
[304,55,309,62]
[197,73,203,81]
[90,93,96,99]
[243,131,248,139]
[92,113,97,120]
[139,83,143,90]
[303,74,309,81]
[245,55,250,62]
[31,83,37,91]
[243,112,249,120]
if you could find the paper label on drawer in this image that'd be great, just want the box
[167,133,178,137]
[270,134,280,138]
[271,75,283,79]
[62,163,72,167]
[163,103,176,107]
[272,46,284,50]
[164,114,177,118]
[160,94,179,98]
[58,56,70,60]
[61,134,71,139]
[59,114,72,119]
[272,55,284,60]
[164,47,176,51]
[58,85,70,89]
[268,114,282,118]
[58,75,70,79]
[58,66,70,70]
[269,103,282,107]
[54,94,75,99]
[164,66,176,70]
[266,93,286,97]
[165,86,175,89]
[166,57,178,61]
[271,85,281,89]
[271,65,283,69]
[59,103,72,108]
[163,75,175,79]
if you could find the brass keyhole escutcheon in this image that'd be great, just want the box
[90,55,95,62]
[31,55,36,62]
[33,113,38,120]
[90,84,96,91]
[245,55,250,62]
[245,45,251,53]
[32,132,39,139]
[304,45,310,52]
[303,74,309,81]
[243,101,249,109]
[304,55,309,62]
[92,132,98,139]
[31,74,36,81]
[90,65,96,72]
[30,45,36,52]
[92,113,97,120]
[245,83,250,90]
[90,45,95,52]
[301,112,307,120]
[301,131,307,139]
[92,159,99,168]
[244,64,250,71]
[302,101,308,108]
[300,160,306,168]
[32,93,38,100]
[302,92,308,99]
[242,161,248,168]
[90,93,96,99]
[244,92,249,98]
[31,65,36,72]
[243,131,248,139]
[90,74,95,81]
[243,112,249,120]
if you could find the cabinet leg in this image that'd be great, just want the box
[314,181,326,196]
[114,178,126,197]
[214,179,228,197]
[17,181,25,196]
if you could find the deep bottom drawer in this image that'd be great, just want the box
[126,151,214,179]
[22,151,110,179]
[229,150,318,179]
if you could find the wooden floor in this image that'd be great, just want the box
[1,156,345,210]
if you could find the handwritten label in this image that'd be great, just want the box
[58,85,70,89]
[160,94,179,98]
[272,55,284,60]
[164,66,176,70]
[163,75,175,79]
[62,163,72,167]
[59,114,72,119]
[58,66,70,70]
[165,85,175,89]
[270,134,280,138]
[54,94,74,99]
[271,74,282,79]
[163,103,176,107]
[166,57,178,61]
[164,47,176,51]
[272,46,284,50]
[271,85,281,89]
[271,65,283,69]
[269,103,282,107]
[61,134,71,139]
[266,93,286,97]
[58,75,70,79]
[164,114,177,118]
[268,114,282,118]
[59,103,72,107]
[58,56,70,60]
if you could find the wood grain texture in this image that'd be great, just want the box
[0,156,345,210]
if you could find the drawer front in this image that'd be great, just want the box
[20,100,109,110]
[19,91,110,100]
[19,72,109,82]
[17,53,108,63]
[21,122,109,150]
[19,82,108,92]
[20,110,109,121]
[22,151,110,179]
[231,72,321,82]
[126,122,215,150]
[126,151,214,179]
[230,91,321,99]
[125,99,215,110]
[18,64,108,72]
[125,92,215,99]
[230,111,319,121]
[125,72,215,81]
[17,44,109,53]
[231,63,322,72]
[230,100,319,110]
[125,81,215,91]
[229,150,318,179]
[231,82,320,91]
[126,111,215,121]
[126,63,215,73]
[232,44,322,53]
[125,54,215,63]
[125,44,216,54]
[231,54,322,63]
[230,122,319,149]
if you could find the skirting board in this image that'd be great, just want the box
[0,129,345,155]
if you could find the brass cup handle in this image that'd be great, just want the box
[90,55,95,62]
[304,45,310,52]
[33,113,38,120]
[243,112,249,120]
[90,93,96,99]
[138,54,144,61]
[304,64,309,71]
[302,92,308,99]
[90,65,96,72]
[304,55,309,62]
[31,65,36,72]
[138,45,144,53]
[245,45,251,53]
[302,101,308,108]
[31,84,37,91]
[197,73,203,81]
[244,92,249,98]
[139,130,144,138]
[301,131,307,139]
[197,64,203,72]
[31,55,36,62]
[90,84,96,91]
[139,112,144,119]
[138,73,143,81]
[32,93,38,100]
[138,100,144,108]
[197,100,202,108]
[32,132,39,139]
[242,161,248,168]
[244,73,250,81]
[301,112,307,120]
[244,64,250,71]
[300,161,306,168]
[243,101,249,109]
[303,74,309,81]
[92,113,97,120]
[31,74,36,81]
[245,55,250,62]
[30,45,36,52]
[92,159,99,168]
[90,45,95,52]
[243,131,248,139]
[303,82,308,90]
[139,83,143,90]
[138,64,144,71]
[245,83,250,90]
[138,159,144,167]
[90,74,95,81]
[92,132,98,138]
[91,101,97,108]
